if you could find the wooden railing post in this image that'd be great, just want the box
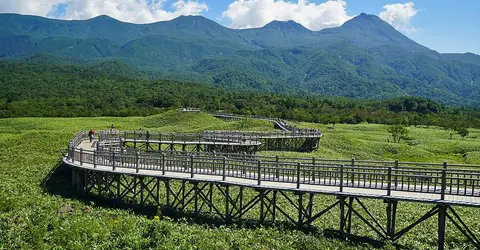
[340,164,344,192]
[162,153,166,175]
[312,157,316,183]
[136,151,140,173]
[70,146,75,163]
[297,162,301,189]
[393,160,398,188]
[93,150,97,168]
[190,155,195,178]
[351,158,355,184]
[441,161,447,200]
[275,155,279,179]
[112,151,116,171]
[222,157,227,181]
[387,166,392,196]
[257,160,262,185]
[80,148,83,166]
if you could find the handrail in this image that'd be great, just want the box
[66,146,480,199]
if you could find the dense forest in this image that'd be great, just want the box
[1,61,480,129]
[1,13,480,107]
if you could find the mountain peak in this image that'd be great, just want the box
[263,20,309,31]
[342,13,387,29]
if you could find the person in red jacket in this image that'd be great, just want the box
[88,129,95,143]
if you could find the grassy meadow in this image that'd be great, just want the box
[0,110,479,249]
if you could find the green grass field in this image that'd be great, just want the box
[0,110,479,249]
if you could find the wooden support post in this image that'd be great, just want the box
[259,189,264,222]
[71,167,76,190]
[116,175,121,200]
[347,197,354,235]
[298,192,303,226]
[165,180,170,208]
[339,196,346,238]
[438,205,447,250]
[386,199,398,239]
[257,160,262,186]
[272,190,277,222]
[194,182,198,216]
[209,183,214,214]
[225,185,230,222]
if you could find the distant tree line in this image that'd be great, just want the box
[1,61,480,129]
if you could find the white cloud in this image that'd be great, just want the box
[222,0,352,31]
[0,0,66,17]
[379,2,419,33]
[0,0,208,24]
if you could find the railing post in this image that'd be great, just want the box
[441,161,447,200]
[93,150,97,168]
[340,164,344,192]
[394,159,399,187]
[275,155,279,179]
[162,153,166,175]
[136,151,140,173]
[351,158,355,184]
[80,148,83,166]
[312,157,316,183]
[387,166,392,196]
[112,151,116,171]
[190,155,195,178]
[222,157,227,181]
[70,146,75,163]
[257,160,262,186]
[297,162,301,189]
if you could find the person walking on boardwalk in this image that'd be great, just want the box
[146,130,150,141]
[110,124,115,132]
[88,129,95,143]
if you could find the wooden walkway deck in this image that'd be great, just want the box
[71,139,480,207]
[66,131,480,249]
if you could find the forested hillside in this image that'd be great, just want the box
[1,61,479,129]
[1,13,480,106]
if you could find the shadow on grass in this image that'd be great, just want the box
[42,161,406,249]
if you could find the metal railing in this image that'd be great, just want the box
[67,146,480,199]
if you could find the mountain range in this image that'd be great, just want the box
[0,13,480,107]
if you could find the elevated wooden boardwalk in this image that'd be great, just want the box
[97,129,321,153]
[65,132,480,249]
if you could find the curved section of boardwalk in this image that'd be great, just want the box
[65,132,480,249]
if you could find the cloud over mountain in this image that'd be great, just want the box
[0,0,208,23]
[379,2,419,33]
[222,0,352,30]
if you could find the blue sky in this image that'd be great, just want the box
[1,0,478,54]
